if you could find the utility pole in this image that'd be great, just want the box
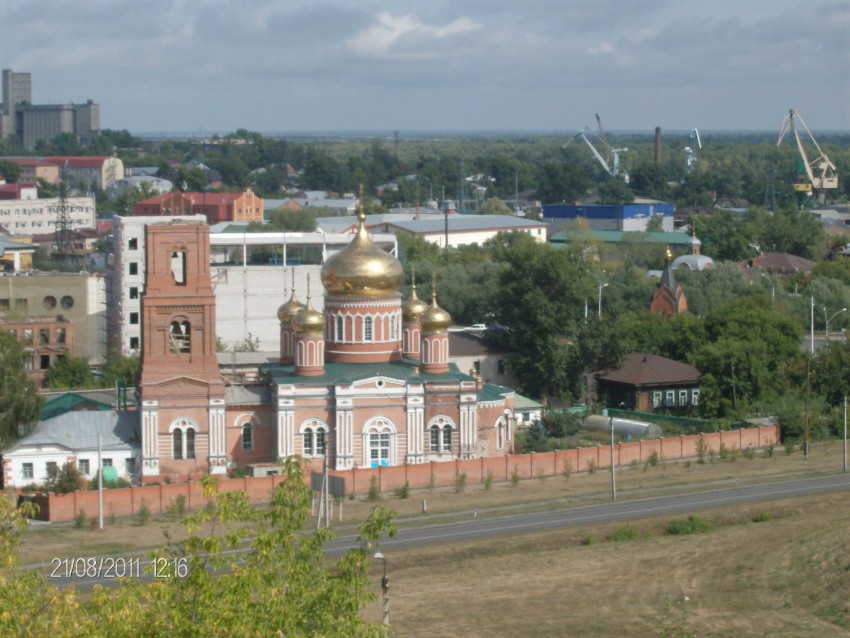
[610,415,617,502]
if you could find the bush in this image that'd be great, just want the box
[229,466,250,479]
[541,411,583,437]
[752,512,773,523]
[394,482,410,499]
[73,508,87,529]
[647,450,660,468]
[665,515,711,536]
[46,461,85,494]
[608,524,641,543]
[510,465,520,487]
[136,499,150,525]
[167,494,187,518]
[367,476,381,502]
[719,443,729,461]
[765,444,775,458]
[586,459,597,474]
[696,437,708,464]
[742,446,755,460]
[454,472,467,493]
[484,470,493,491]
[561,461,572,481]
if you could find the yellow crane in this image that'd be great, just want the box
[777,109,838,201]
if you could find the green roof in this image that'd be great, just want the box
[263,359,473,385]
[40,392,113,421]
[550,230,694,245]
[262,360,514,403]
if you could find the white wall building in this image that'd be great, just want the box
[0,190,96,235]
[0,411,140,488]
[108,216,398,354]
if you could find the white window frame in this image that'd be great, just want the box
[679,389,689,406]
[652,391,662,408]
[78,459,90,475]
[335,315,344,341]
[363,316,374,342]
[665,390,675,407]
[300,419,329,457]
[363,418,396,467]
[22,462,33,479]
[692,389,700,406]
[169,418,198,460]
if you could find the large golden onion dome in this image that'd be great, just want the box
[277,270,305,323]
[421,290,452,333]
[320,210,403,297]
[401,268,428,322]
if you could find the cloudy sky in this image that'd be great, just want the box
[2,0,847,135]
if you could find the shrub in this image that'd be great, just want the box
[765,444,775,458]
[784,440,795,455]
[719,443,729,461]
[367,476,381,502]
[73,508,87,529]
[608,524,641,542]
[536,467,546,484]
[586,459,597,474]
[88,514,98,531]
[394,482,410,499]
[510,465,520,487]
[229,466,250,479]
[167,494,187,518]
[752,512,773,523]
[647,450,660,468]
[665,515,711,536]
[696,437,708,464]
[484,470,493,491]
[136,499,150,526]
[742,446,755,460]
[561,461,572,481]
[454,472,467,493]
[46,461,85,494]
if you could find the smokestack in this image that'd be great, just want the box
[654,127,661,165]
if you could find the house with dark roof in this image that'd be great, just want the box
[737,252,816,276]
[597,352,700,414]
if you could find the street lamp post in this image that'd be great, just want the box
[610,414,616,502]
[374,552,389,629]
[598,283,608,317]
[824,307,847,341]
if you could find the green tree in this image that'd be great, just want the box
[477,197,513,215]
[175,166,208,192]
[0,160,20,183]
[489,234,592,399]
[0,331,43,446]
[629,162,669,200]
[45,461,85,494]
[0,458,398,637]
[100,350,139,388]
[44,356,95,390]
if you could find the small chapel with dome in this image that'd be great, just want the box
[138,206,516,481]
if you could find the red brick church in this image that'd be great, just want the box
[138,213,516,481]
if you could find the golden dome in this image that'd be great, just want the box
[320,210,403,297]
[293,277,325,334]
[402,269,428,322]
[421,293,452,333]
[277,270,305,323]
[294,298,325,334]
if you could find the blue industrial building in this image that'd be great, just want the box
[542,198,675,232]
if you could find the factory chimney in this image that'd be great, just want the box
[654,127,662,165]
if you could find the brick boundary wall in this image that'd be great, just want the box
[12,426,778,523]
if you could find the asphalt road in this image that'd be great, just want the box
[38,472,850,589]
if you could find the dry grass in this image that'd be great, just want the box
[18,440,850,636]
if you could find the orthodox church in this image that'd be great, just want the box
[138,210,515,481]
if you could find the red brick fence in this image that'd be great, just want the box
[11,426,778,523]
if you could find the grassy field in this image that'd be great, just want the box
[19,440,850,637]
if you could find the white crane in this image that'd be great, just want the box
[684,128,702,174]
[566,128,630,183]
[777,109,838,198]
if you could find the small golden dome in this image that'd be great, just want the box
[293,276,325,334]
[421,293,452,333]
[276,269,304,323]
[320,208,403,297]
[294,298,325,334]
[402,269,428,322]
[665,245,673,261]
[277,292,305,324]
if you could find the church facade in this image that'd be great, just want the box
[138,215,515,482]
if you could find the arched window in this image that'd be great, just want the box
[363,316,373,342]
[169,320,191,353]
[335,315,344,341]
[241,424,253,451]
[170,418,197,460]
[301,419,329,457]
[364,418,395,467]
[427,416,454,454]
[389,314,398,341]
[173,429,183,459]
[186,428,196,459]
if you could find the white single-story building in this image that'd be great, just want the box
[0,410,140,488]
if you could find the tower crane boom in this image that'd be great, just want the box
[777,109,838,194]
[566,127,630,183]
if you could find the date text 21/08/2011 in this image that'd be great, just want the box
[50,556,189,580]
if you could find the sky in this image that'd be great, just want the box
[1,0,848,135]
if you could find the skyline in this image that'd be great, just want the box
[2,0,848,135]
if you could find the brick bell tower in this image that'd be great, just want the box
[139,221,226,481]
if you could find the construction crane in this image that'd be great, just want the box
[566,128,630,183]
[684,128,702,174]
[777,109,838,201]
